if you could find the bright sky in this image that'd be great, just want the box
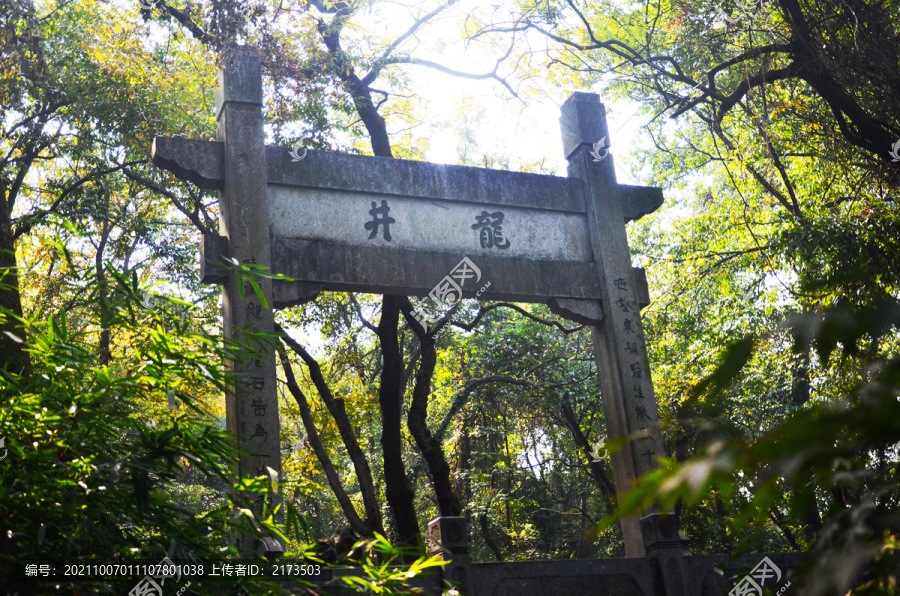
[340,0,651,186]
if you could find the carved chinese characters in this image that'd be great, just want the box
[472,210,510,249]
[364,200,395,241]
[360,199,515,252]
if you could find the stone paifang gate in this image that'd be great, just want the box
[152,45,801,596]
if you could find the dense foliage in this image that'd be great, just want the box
[1,0,899,594]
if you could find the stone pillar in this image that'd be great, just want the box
[216,45,283,554]
[429,517,473,595]
[641,513,691,595]
[559,93,684,575]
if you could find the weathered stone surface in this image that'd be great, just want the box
[428,517,469,555]
[215,46,263,116]
[215,45,283,554]
[152,139,665,223]
[429,517,473,595]
[267,147,585,213]
[560,91,609,159]
[633,267,651,309]
[272,280,323,309]
[641,513,686,554]
[472,559,656,596]
[492,574,645,596]
[270,237,600,302]
[547,297,604,325]
[200,234,229,284]
[151,137,224,191]
[688,553,802,596]
[463,552,802,596]
[621,185,664,224]
[561,92,670,561]
[267,185,592,262]
[641,513,691,596]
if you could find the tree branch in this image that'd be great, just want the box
[360,4,447,88]
[433,375,535,443]
[278,347,370,536]
[276,324,385,535]
[453,302,584,334]
[399,298,463,517]
[715,63,800,126]
[162,4,215,46]
[13,160,147,239]
[382,57,519,99]
[122,166,214,235]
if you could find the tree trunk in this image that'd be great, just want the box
[277,325,385,535]
[405,327,463,517]
[376,295,421,549]
[790,340,823,544]
[559,401,617,511]
[278,348,371,536]
[479,514,504,561]
[455,418,473,503]
[96,221,112,366]
[769,507,801,551]
[0,191,29,376]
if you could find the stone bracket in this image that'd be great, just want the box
[273,281,324,309]
[547,297,604,325]
[621,186,664,224]
[152,137,224,191]
[200,234,230,285]
[634,267,651,310]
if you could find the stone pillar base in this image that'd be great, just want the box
[640,513,690,596]
[429,517,473,595]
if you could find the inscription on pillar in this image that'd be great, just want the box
[215,45,283,554]
[561,92,671,559]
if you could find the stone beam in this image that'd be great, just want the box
[270,238,600,303]
[152,137,665,223]
[268,186,591,262]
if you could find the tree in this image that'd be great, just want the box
[465,0,900,587]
